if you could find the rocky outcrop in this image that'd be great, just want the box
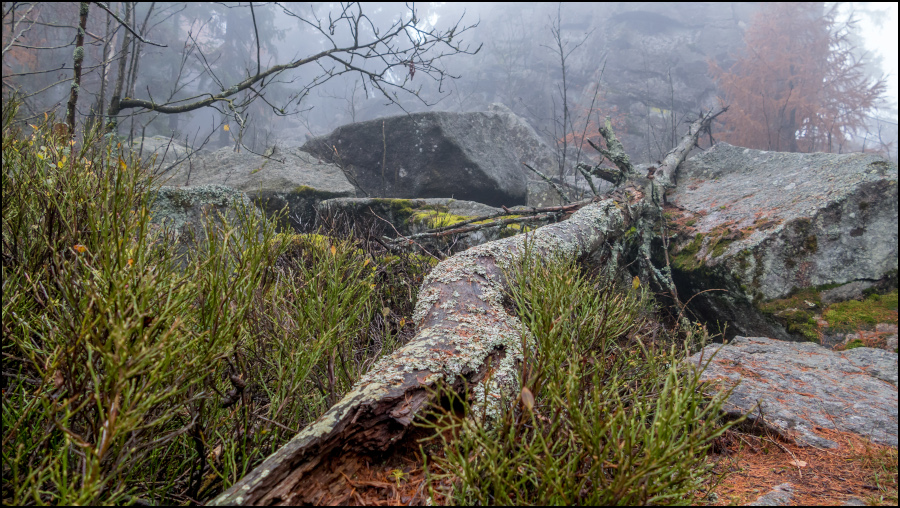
[666,143,898,341]
[688,336,898,448]
[316,197,531,253]
[160,146,357,231]
[301,109,536,207]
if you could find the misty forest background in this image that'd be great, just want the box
[2,1,899,506]
[3,2,897,171]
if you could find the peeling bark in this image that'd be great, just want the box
[210,108,725,506]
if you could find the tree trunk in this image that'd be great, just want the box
[106,2,133,132]
[64,2,89,136]
[210,109,725,506]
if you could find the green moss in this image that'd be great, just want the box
[844,339,865,350]
[410,209,474,229]
[685,219,696,227]
[711,237,735,258]
[292,185,342,200]
[671,233,704,271]
[824,290,899,332]
[804,234,818,253]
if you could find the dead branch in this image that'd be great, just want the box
[523,162,572,203]
[210,107,725,506]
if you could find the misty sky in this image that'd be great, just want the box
[850,2,898,112]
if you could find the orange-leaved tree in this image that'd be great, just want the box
[710,2,886,153]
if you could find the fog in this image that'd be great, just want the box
[3,2,897,162]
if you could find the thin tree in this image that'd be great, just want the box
[710,2,885,153]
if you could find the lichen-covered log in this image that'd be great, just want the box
[210,108,724,506]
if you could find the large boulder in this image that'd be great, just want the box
[666,143,898,341]
[688,336,897,448]
[159,145,357,231]
[301,109,540,207]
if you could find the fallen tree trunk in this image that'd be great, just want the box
[210,108,725,506]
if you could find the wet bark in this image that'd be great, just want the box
[210,108,726,506]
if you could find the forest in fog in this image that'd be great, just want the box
[3,2,897,164]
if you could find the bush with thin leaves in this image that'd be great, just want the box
[422,252,738,505]
[0,95,405,505]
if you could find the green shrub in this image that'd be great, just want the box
[422,251,737,505]
[0,97,401,505]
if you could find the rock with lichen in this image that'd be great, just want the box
[687,336,897,448]
[666,143,898,341]
[160,145,357,231]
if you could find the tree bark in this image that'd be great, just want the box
[210,108,726,506]
[65,2,89,136]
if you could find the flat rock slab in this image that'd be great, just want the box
[688,336,898,448]
[159,146,356,231]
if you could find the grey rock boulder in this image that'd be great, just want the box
[129,135,195,170]
[667,143,898,341]
[688,336,898,448]
[301,109,533,207]
[159,145,357,231]
[149,185,262,264]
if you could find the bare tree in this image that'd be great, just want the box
[104,3,480,134]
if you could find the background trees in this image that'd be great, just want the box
[2,2,479,153]
[3,3,896,161]
[710,2,887,154]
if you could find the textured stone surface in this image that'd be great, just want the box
[669,143,898,340]
[301,109,534,206]
[149,185,261,263]
[159,145,356,231]
[688,336,898,448]
[745,483,794,506]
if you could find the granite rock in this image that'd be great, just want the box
[688,336,898,448]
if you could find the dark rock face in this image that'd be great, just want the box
[159,145,356,231]
[301,110,532,207]
[688,336,898,448]
[667,143,898,341]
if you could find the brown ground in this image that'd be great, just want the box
[311,423,897,506]
[699,426,898,506]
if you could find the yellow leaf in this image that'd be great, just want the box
[399,318,405,328]
[127,258,134,267]
[632,276,640,290]
[73,244,87,253]
[57,160,64,168]
[119,159,126,171]
[363,258,370,266]
[330,244,336,256]
[520,387,535,411]
[223,124,230,131]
